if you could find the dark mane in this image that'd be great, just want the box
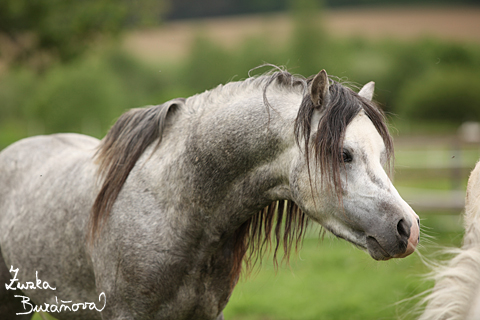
[89,99,182,243]
[88,68,393,285]
[230,200,309,285]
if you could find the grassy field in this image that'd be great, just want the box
[223,220,463,320]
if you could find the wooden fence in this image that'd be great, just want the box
[395,123,480,213]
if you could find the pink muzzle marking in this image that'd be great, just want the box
[394,213,419,258]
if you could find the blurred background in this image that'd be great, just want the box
[2,0,479,319]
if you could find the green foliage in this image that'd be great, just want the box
[0,69,37,147]
[0,68,36,120]
[0,50,166,147]
[231,36,286,73]
[0,0,165,66]
[396,67,480,123]
[182,33,288,94]
[2,6,480,150]
[28,60,124,136]
[183,35,234,93]
[102,50,169,106]
[381,40,480,108]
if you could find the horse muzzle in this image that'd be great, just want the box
[366,211,420,261]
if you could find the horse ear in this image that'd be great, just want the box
[310,69,330,107]
[358,81,375,101]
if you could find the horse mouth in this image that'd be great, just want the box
[365,236,392,261]
[324,226,396,261]
[326,227,370,253]
[322,216,419,261]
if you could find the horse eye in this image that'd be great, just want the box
[342,150,353,163]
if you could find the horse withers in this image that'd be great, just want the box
[0,68,419,319]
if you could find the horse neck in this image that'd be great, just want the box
[147,81,303,234]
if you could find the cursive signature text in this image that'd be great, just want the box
[5,266,106,315]
[5,266,56,291]
[15,293,106,315]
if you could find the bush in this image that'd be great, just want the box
[102,50,168,106]
[0,49,169,149]
[27,58,127,137]
[0,69,38,148]
[182,35,234,94]
[0,68,40,118]
[395,67,480,123]
[382,40,480,111]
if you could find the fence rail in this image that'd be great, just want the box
[398,187,466,212]
[395,131,480,213]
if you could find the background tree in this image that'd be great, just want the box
[0,0,167,68]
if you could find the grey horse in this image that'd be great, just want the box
[0,68,419,319]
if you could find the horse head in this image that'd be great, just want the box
[291,70,419,261]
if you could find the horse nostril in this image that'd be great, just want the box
[417,218,420,242]
[397,218,410,240]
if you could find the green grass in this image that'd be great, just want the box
[222,214,463,320]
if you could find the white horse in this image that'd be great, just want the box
[0,67,419,320]
[420,160,480,320]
